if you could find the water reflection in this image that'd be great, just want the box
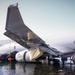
[0,62,35,75]
[0,62,75,75]
[34,63,75,75]
[15,63,35,75]
[34,64,60,75]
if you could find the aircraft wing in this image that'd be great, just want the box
[55,46,75,58]
[4,4,59,56]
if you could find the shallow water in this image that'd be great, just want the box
[0,61,75,75]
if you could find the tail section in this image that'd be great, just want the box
[4,4,45,49]
[6,4,24,32]
[4,4,59,56]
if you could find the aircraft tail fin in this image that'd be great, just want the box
[4,4,45,49]
[5,4,24,32]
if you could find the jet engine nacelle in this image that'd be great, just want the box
[15,50,31,62]
[15,48,43,62]
[71,53,75,63]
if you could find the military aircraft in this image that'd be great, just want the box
[3,4,75,64]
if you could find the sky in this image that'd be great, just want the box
[0,0,75,42]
